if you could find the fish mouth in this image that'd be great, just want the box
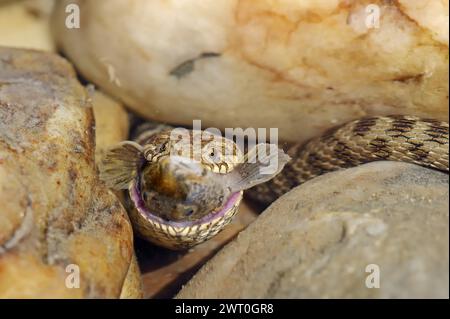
[129,173,241,228]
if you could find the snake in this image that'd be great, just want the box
[100,115,449,250]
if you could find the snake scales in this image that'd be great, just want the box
[102,115,449,249]
[246,115,449,206]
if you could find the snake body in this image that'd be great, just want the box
[247,115,449,206]
[102,115,449,249]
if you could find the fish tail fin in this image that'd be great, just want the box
[227,143,291,192]
[99,141,144,190]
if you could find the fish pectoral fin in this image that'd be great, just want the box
[99,141,144,190]
[228,143,291,192]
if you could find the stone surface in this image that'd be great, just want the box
[177,162,449,299]
[0,47,138,298]
[119,253,144,299]
[91,90,144,298]
[0,0,55,52]
[52,0,448,144]
[92,90,129,165]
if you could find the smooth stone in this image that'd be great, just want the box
[0,0,55,52]
[177,162,449,298]
[51,0,448,144]
[92,90,129,165]
[0,47,138,298]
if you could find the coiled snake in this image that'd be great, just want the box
[248,115,449,206]
[101,115,449,250]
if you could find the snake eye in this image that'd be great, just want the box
[206,148,222,163]
[160,142,167,153]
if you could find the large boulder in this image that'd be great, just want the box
[0,47,140,298]
[0,0,55,52]
[177,162,449,298]
[52,0,448,144]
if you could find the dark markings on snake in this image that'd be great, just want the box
[305,151,329,177]
[281,161,303,189]
[425,125,448,137]
[352,117,377,136]
[284,143,301,160]
[386,132,411,140]
[424,138,448,145]
[247,116,449,208]
[424,122,449,145]
[386,118,416,139]
[334,141,361,167]
[390,117,416,132]
[407,141,430,162]
[369,137,392,159]
[421,118,443,126]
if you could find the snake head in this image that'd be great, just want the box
[142,133,172,163]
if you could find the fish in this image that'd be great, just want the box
[100,141,291,222]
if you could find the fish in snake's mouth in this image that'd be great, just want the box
[100,132,290,248]
[136,155,233,222]
[132,150,290,223]
[129,174,242,228]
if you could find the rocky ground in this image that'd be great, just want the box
[0,0,448,299]
[178,162,449,298]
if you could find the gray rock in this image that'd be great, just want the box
[177,162,449,298]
